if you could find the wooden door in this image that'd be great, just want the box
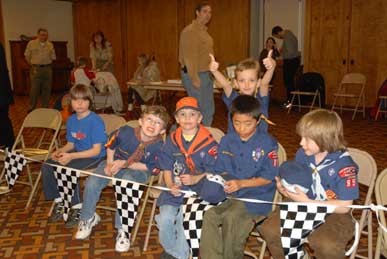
[348,0,387,107]
[304,0,351,105]
[124,0,180,80]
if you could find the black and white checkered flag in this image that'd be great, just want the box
[5,150,27,188]
[53,165,80,221]
[182,197,215,259]
[112,179,145,240]
[280,203,335,258]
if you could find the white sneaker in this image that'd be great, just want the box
[115,229,130,252]
[75,213,100,240]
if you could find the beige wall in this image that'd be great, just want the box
[1,0,74,85]
[263,0,304,59]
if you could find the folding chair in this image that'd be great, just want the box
[375,96,387,120]
[244,142,287,259]
[288,72,324,114]
[331,73,366,120]
[92,78,113,113]
[348,147,377,259]
[0,108,62,208]
[142,127,225,251]
[375,168,387,259]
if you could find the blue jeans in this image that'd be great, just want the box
[80,160,151,229]
[41,157,103,206]
[155,205,190,259]
[181,71,214,126]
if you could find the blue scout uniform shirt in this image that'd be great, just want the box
[222,90,269,133]
[66,111,107,158]
[295,148,359,201]
[215,130,279,215]
[157,128,218,207]
[108,126,163,172]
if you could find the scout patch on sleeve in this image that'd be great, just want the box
[208,146,218,157]
[345,176,357,188]
[268,150,279,167]
[325,189,337,200]
[338,166,357,178]
[221,150,234,157]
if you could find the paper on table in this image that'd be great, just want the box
[166,79,182,84]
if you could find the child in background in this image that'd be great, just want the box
[259,109,359,259]
[209,51,275,133]
[71,56,96,87]
[156,97,218,259]
[75,106,169,253]
[41,84,107,228]
[127,54,161,118]
[200,95,279,259]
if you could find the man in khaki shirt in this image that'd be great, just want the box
[179,2,214,126]
[24,28,56,112]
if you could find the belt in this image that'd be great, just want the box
[32,64,52,67]
[181,66,187,73]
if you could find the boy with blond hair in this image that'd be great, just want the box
[209,51,275,132]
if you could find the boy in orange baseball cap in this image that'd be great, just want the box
[156,96,219,259]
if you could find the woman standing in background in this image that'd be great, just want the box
[89,31,114,73]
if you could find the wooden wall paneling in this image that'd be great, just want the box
[304,0,351,105]
[181,0,250,71]
[0,2,4,46]
[348,0,387,107]
[73,0,125,87]
[124,0,179,81]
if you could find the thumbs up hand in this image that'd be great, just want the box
[263,49,276,71]
[209,53,219,72]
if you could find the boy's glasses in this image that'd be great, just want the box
[144,117,163,126]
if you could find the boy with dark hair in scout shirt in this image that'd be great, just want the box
[259,109,359,259]
[75,105,170,253]
[200,95,279,259]
[156,97,218,259]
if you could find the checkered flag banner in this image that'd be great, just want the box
[112,178,145,240]
[4,150,27,189]
[280,203,335,259]
[53,165,80,221]
[182,197,215,259]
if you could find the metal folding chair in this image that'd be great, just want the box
[0,108,62,208]
[331,73,366,120]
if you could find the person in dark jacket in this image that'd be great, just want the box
[0,42,15,149]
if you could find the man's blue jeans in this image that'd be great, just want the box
[41,157,104,205]
[80,160,151,229]
[181,71,214,126]
[155,205,190,259]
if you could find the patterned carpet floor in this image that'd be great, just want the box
[0,92,386,259]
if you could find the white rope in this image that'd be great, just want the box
[2,148,387,244]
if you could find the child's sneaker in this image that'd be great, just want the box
[48,201,64,223]
[65,208,81,228]
[115,229,130,252]
[75,213,100,240]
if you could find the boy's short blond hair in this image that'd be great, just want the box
[235,58,260,79]
[141,105,170,129]
[69,84,94,109]
[296,109,346,153]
